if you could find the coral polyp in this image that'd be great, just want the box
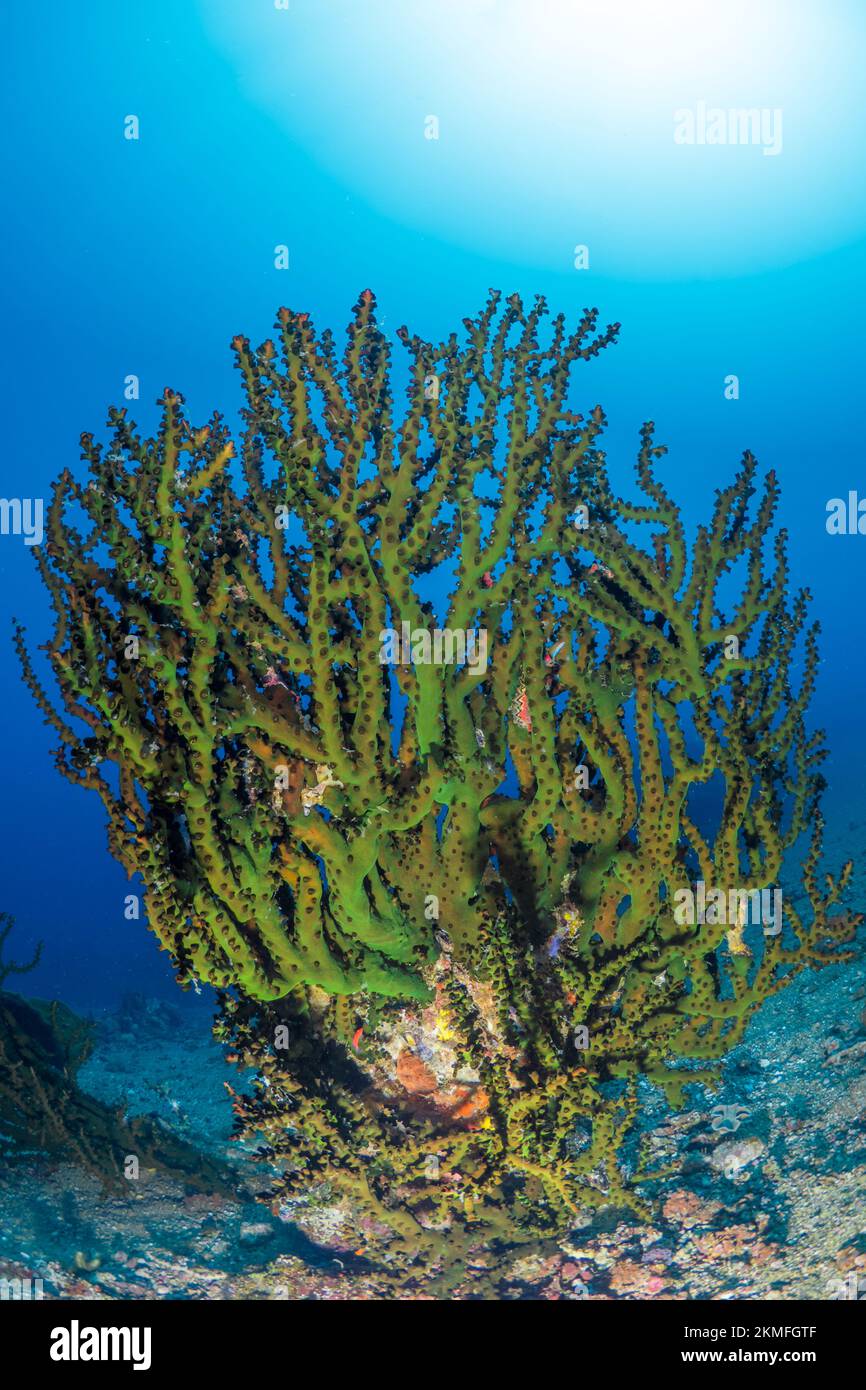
[18,291,858,1267]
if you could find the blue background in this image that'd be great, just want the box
[2,1,863,1008]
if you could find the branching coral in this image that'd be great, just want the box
[17,291,859,1267]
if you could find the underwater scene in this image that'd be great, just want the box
[3,0,866,1333]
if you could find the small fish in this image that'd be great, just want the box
[352,1026,364,1051]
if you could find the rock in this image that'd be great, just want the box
[822,1040,866,1068]
[238,1222,275,1247]
[641,1246,673,1265]
[709,1137,765,1175]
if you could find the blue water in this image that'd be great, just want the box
[2,2,865,1010]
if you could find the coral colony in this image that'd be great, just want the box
[17,290,858,1280]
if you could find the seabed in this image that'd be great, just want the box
[2,814,864,1302]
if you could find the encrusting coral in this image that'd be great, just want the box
[17,291,860,1276]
